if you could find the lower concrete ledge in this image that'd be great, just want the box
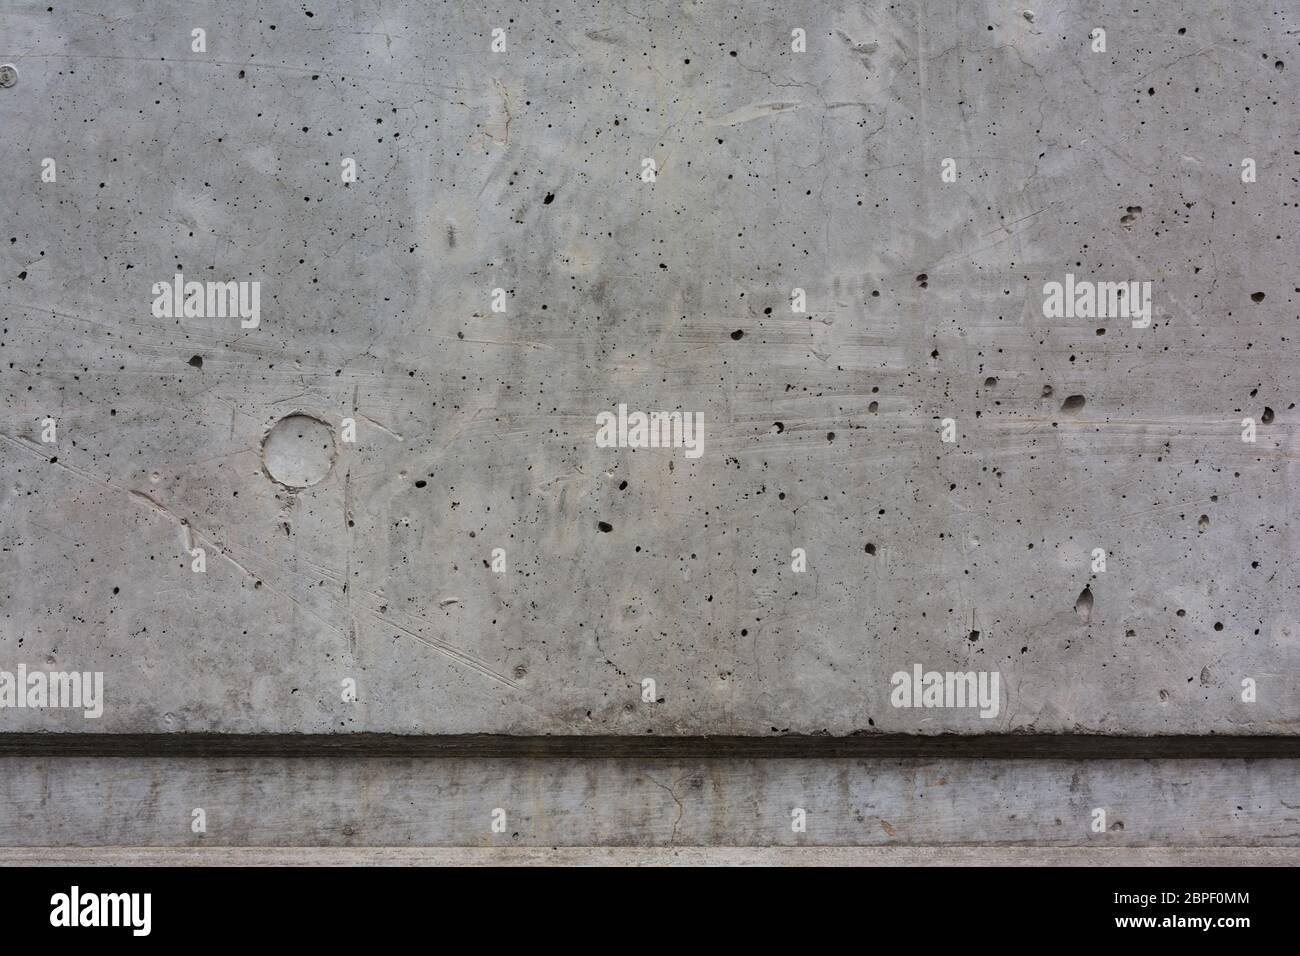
[2,756,1296,850]
[1,846,1296,866]
[3,734,1298,758]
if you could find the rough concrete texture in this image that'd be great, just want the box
[1,0,1297,736]
[10,847,1300,866]
[1,757,1298,847]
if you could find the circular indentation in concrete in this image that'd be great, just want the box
[262,414,335,488]
[0,65,18,89]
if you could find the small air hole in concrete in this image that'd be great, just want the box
[1075,586,1094,623]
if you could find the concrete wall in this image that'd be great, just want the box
[0,755,1296,848]
[0,0,1296,854]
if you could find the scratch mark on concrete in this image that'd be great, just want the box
[355,412,404,441]
[708,101,801,126]
[364,609,519,688]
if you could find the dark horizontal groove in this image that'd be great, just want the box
[0,734,1298,759]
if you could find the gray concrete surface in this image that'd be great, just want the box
[6,847,1300,866]
[0,0,1297,743]
[1,756,1297,847]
